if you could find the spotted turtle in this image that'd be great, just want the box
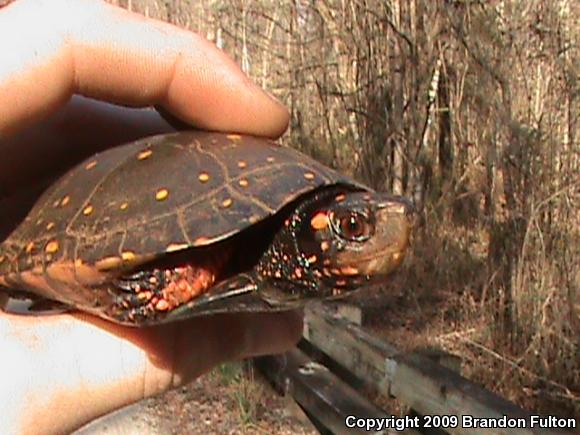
[0,131,414,325]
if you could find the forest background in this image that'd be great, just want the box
[112,0,578,417]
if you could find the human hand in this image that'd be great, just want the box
[0,1,299,434]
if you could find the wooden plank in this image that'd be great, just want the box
[304,303,569,435]
[256,348,421,435]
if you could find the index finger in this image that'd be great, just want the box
[0,0,289,138]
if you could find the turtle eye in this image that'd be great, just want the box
[333,211,372,241]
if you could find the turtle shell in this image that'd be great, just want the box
[0,131,364,295]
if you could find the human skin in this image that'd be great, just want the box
[0,1,301,434]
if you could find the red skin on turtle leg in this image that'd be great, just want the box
[154,266,217,311]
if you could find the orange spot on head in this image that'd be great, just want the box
[294,267,303,279]
[120,202,129,210]
[238,179,249,187]
[237,160,247,169]
[198,172,210,182]
[222,198,233,208]
[335,193,346,202]
[307,254,318,264]
[266,156,275,163]
[83,205,93,216]
[320,241,330,252]
[310,212,330,230]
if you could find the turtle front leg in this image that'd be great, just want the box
[106,265,218,324]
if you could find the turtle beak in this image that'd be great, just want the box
[376,195,416,222]
[346,195,415,277]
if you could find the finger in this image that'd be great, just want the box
[100,310,303,384]
[0,310,302,434]
[0,0,289,138]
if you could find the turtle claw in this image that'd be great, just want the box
[115,270,166,293]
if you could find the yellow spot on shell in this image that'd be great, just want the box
[340,266,359,276]
[193,237,210,247]
[120,202,128,210]
[238,179,249,187]
[266,156,275,163]
[222,198,233,208]
[155,189,169,201]
[0,255,5,264]
[198,172,210,182]
[53,200,60,208]
[46,222,55,231]
[83,205,93,216]
[237,160,247,169]
[25,242,35,253]
[320,241,330,252]
[45,241,59,254]
[121,251,136,261]
[85,160,97,170]
[74,259,83,267]
[166,243,189,253]
[95,256,122,271]
[303,172,315,180]
[137,150,153,160]
[60,196,70,206]
[307,255,318,264]
[335,194,346,202]
[249,215,260,224]
[227,134,242,141]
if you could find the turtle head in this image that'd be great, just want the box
[255,188,415,305]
